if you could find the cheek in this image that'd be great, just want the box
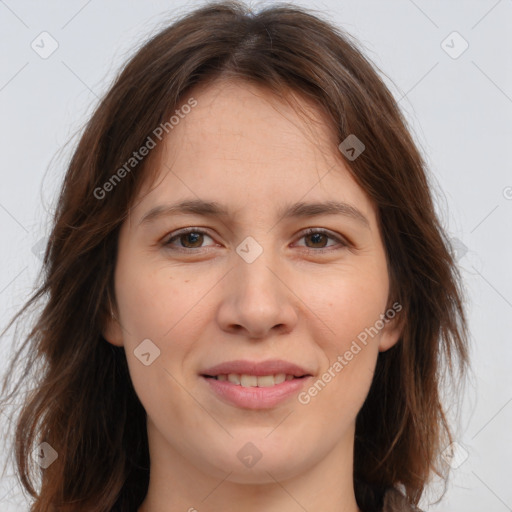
[295,263,387,406]
[114,253,217,403]
[115,263,202,424]
[114,251,214,342]
[300,262,389,348]
[297,276,385,421]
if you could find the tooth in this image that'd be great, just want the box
[223,373,296,386]
[228,374,241,385]
[240,375,258,387]
[257,375,275,387]
[274,373,286,384]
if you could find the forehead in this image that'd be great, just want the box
[173,79,337,160]
[132,79,376,224]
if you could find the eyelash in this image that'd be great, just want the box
[161,227,349,254]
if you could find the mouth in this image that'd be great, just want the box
[199,360,313,409]
[202,373,310,387]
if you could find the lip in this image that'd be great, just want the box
[201,359,312,377]
[200,359,314,410]
[202,374,312,409]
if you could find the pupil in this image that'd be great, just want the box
[183,232,202,247]
[309,233,326,248]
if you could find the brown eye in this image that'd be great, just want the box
[179,232,204,248]
[163,229,214,250]
[296,228,347,252]
[162,227,347,253]
[304,232,329,248]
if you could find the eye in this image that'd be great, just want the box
[294,228,348,252]
[161,227,348,253]
[162,228,216,251]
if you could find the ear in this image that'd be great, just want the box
[101,303,124,347]
[378,306,404,352]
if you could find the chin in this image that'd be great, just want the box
[197,440,312,484]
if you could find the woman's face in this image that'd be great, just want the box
[105,79,402,484]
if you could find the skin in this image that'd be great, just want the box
[103,79,402,512]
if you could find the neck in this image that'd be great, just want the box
[138,419,362,512]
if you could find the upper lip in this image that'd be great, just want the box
[201,359,312,377]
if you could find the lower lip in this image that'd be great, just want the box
[202,376,311,409]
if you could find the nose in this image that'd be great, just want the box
[216,247,298,340]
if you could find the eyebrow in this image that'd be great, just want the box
[138,198,370,229]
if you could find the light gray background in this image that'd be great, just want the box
[0,1,511,510]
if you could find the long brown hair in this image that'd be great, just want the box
[0,1,470,511]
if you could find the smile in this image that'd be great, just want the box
[205,373,305,387]
[201,373,312,409]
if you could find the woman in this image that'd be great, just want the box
[0,1,469,511]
